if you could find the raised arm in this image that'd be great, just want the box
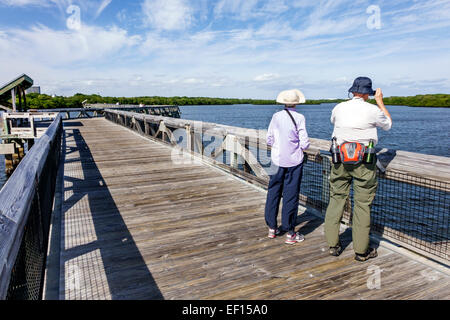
[374,88,392,130]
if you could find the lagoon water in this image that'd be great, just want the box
[0,103,449,190]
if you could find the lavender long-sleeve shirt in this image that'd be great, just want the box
[267,108,310,168]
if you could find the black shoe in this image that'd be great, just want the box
[355,248,378,262]
[329,243,343,257]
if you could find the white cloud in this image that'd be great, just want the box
[94,0,112,19]
[183,78,204,84]
[0,24,141,67]
[253,73,280,81]
[116,9,127,22]
[0,0,73,8]
[260,0,289,14]
[214,0,259,20]
[0,0,52,6]
[142,0,194,31]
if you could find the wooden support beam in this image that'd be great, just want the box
[5,154,14,175]
[222,134,268,179]
[185,124,192,152]
[194,133,203,156]
[27,139,35,151]
[11,88,16,112]
[16,141,25,160]
[22,87,27,110]
[2,117,9,135]
[156,121,176,145]
[144,120,149,136]
[243,137,252,173]
[0,143,15,155]
[148,123,156,137]
[30,116,36,138]
[18,86,22,112]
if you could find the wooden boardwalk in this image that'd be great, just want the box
[44,118,450,300]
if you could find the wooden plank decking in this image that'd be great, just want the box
[44,118,450,300]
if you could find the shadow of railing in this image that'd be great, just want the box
[59,125,164,300]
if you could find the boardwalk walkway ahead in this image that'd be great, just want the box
[44,118,450,300]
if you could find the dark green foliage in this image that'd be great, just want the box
[24,93,450,109]
[305,99,346,104]
[367,94,450,108]
[26,93,83,109]
[25,93,276,108]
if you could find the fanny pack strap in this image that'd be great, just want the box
[284,109,307,164]
[284,109,298,131]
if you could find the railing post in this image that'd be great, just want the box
[11,88,16,112]
[185,124,192,152]
[243,136,251,173]
[230,135,239,169]
[3,116,9,135]
[144,119,150,136]
[194,133,203,158]
[30,116,36,138]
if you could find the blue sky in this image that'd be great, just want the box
[0,0,449,99]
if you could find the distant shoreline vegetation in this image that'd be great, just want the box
[20,93,450,109]
[367,94,450,108]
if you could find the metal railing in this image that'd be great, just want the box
[0,114,62,300]
[104,109,449,265]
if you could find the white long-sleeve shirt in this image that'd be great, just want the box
[331,97,392,146]
[267,107,310,167]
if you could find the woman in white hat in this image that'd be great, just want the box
[265,89,310,244]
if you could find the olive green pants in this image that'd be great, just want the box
[324,160,378,255]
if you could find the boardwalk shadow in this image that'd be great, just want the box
[295,209,323,237]
[63,121,84,127]
[60,127,164,300]
[295,210,366,254]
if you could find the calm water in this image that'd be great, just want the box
[0,104,448,190]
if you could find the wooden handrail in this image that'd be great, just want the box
[0,114,62,299]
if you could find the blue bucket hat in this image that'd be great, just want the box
[348,77,376,96]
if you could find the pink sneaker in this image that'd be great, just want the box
[268,228,281,239]
[285,232,305,244]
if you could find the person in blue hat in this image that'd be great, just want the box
[324,76,392,262]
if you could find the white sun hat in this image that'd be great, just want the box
[276,89,306,105]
